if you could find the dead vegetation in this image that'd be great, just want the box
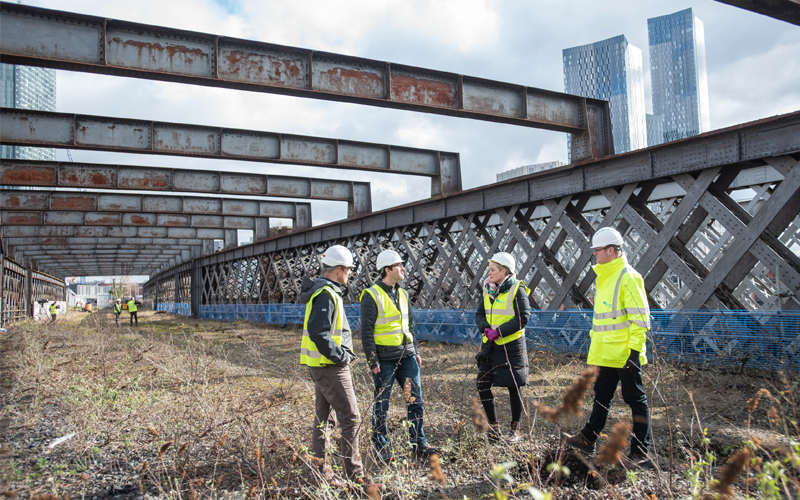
[0,309,797,499]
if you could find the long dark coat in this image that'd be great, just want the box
[475,279,531,388]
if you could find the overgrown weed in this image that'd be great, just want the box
[0,310,797,499]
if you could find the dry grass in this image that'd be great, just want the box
[0,309,796,499]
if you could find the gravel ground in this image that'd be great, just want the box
[0,309,792,499]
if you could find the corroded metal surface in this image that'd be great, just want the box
[0,2,612,162]
[0,108,461,196]
[0,160,372,217]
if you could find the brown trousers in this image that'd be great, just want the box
[307,366,363,479]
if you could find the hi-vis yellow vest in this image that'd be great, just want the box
[587,256,649,368]
[49,303,57,314]
[114,303,122,314]
[360,285,413,346]
[483,280,529,346]
[127,300,138,313]
[300,286,344,366]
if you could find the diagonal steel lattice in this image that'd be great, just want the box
[1,255,66,326]
[146,148,800,314]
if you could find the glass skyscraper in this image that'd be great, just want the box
[563,35,647,160]
[496,161,566,182]
[0,64,56,160]
[647,8,710,145]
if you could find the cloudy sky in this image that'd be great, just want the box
[21,0,800,228]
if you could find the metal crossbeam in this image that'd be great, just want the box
[3,225,234,240]
[145,112,800,312]
[0,160,372,218]
[714,0,800,26]
[0,107,461,196]
[0,2,613,162]
[0,190,311,227]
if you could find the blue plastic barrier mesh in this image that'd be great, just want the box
[161,304,800,371]
[156,303,191,316]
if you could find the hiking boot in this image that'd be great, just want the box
[487,423,502,444]
[414,442,441,457]
[505,421,521,445]
[619,453,653,470]
[354,477,385,498]
[562,432,596,454]
[373,446,394,464]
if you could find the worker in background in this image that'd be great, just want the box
[113,299,123,326]
[49,302,58,323]
[299,245,384,496]
[361,249,439,463]
[475,252,531,444]
[563,227,652,470]
[127,297,138,327]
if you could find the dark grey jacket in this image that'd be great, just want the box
[360,280,418,370]
[299,276,355,366]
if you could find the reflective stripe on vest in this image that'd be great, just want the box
[591,266,650,333]
[127,300,138,313]
[360,285,412,346]
[482,280,528,346]
[300,286,344,366]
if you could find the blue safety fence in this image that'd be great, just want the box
[151,303,800,371]
[156,302,191,316]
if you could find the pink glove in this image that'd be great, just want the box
[484,328,500,342]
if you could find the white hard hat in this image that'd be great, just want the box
[489,252,516,273]
[321,245,355,268]
[376,249,403,271]
[591,227,624,248]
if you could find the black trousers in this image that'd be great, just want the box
[477,370,524,424]
[129,311,138,326]
[581,361,650,456]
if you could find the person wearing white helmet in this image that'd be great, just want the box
[563,227,652,470]
[113,298,123,326]
[360,249,439,462]
[474,251,531,445]
[299,244,384,495]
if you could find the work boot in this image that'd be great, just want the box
[506,421,521,445]
[373,445,394,464]
[414,441,441,457]
[562,432,596,454]
[618,453,654,470]
[487,423,502,444]
[354,477,385,498]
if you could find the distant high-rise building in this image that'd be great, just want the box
[0,64,56,160]
[496,161,566,182]
[646,113,664,148]
[563,35,647,161]
[647,8,710,145]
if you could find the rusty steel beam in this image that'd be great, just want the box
[714,0,800,25]
[0,108,460,196]
[0,3,612,163]
[0,159,373,217]
[0,190,311,229]
[5,237,203,247]
[10,244,201,251]
[2,225,231,240]
[21,249,189,257]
